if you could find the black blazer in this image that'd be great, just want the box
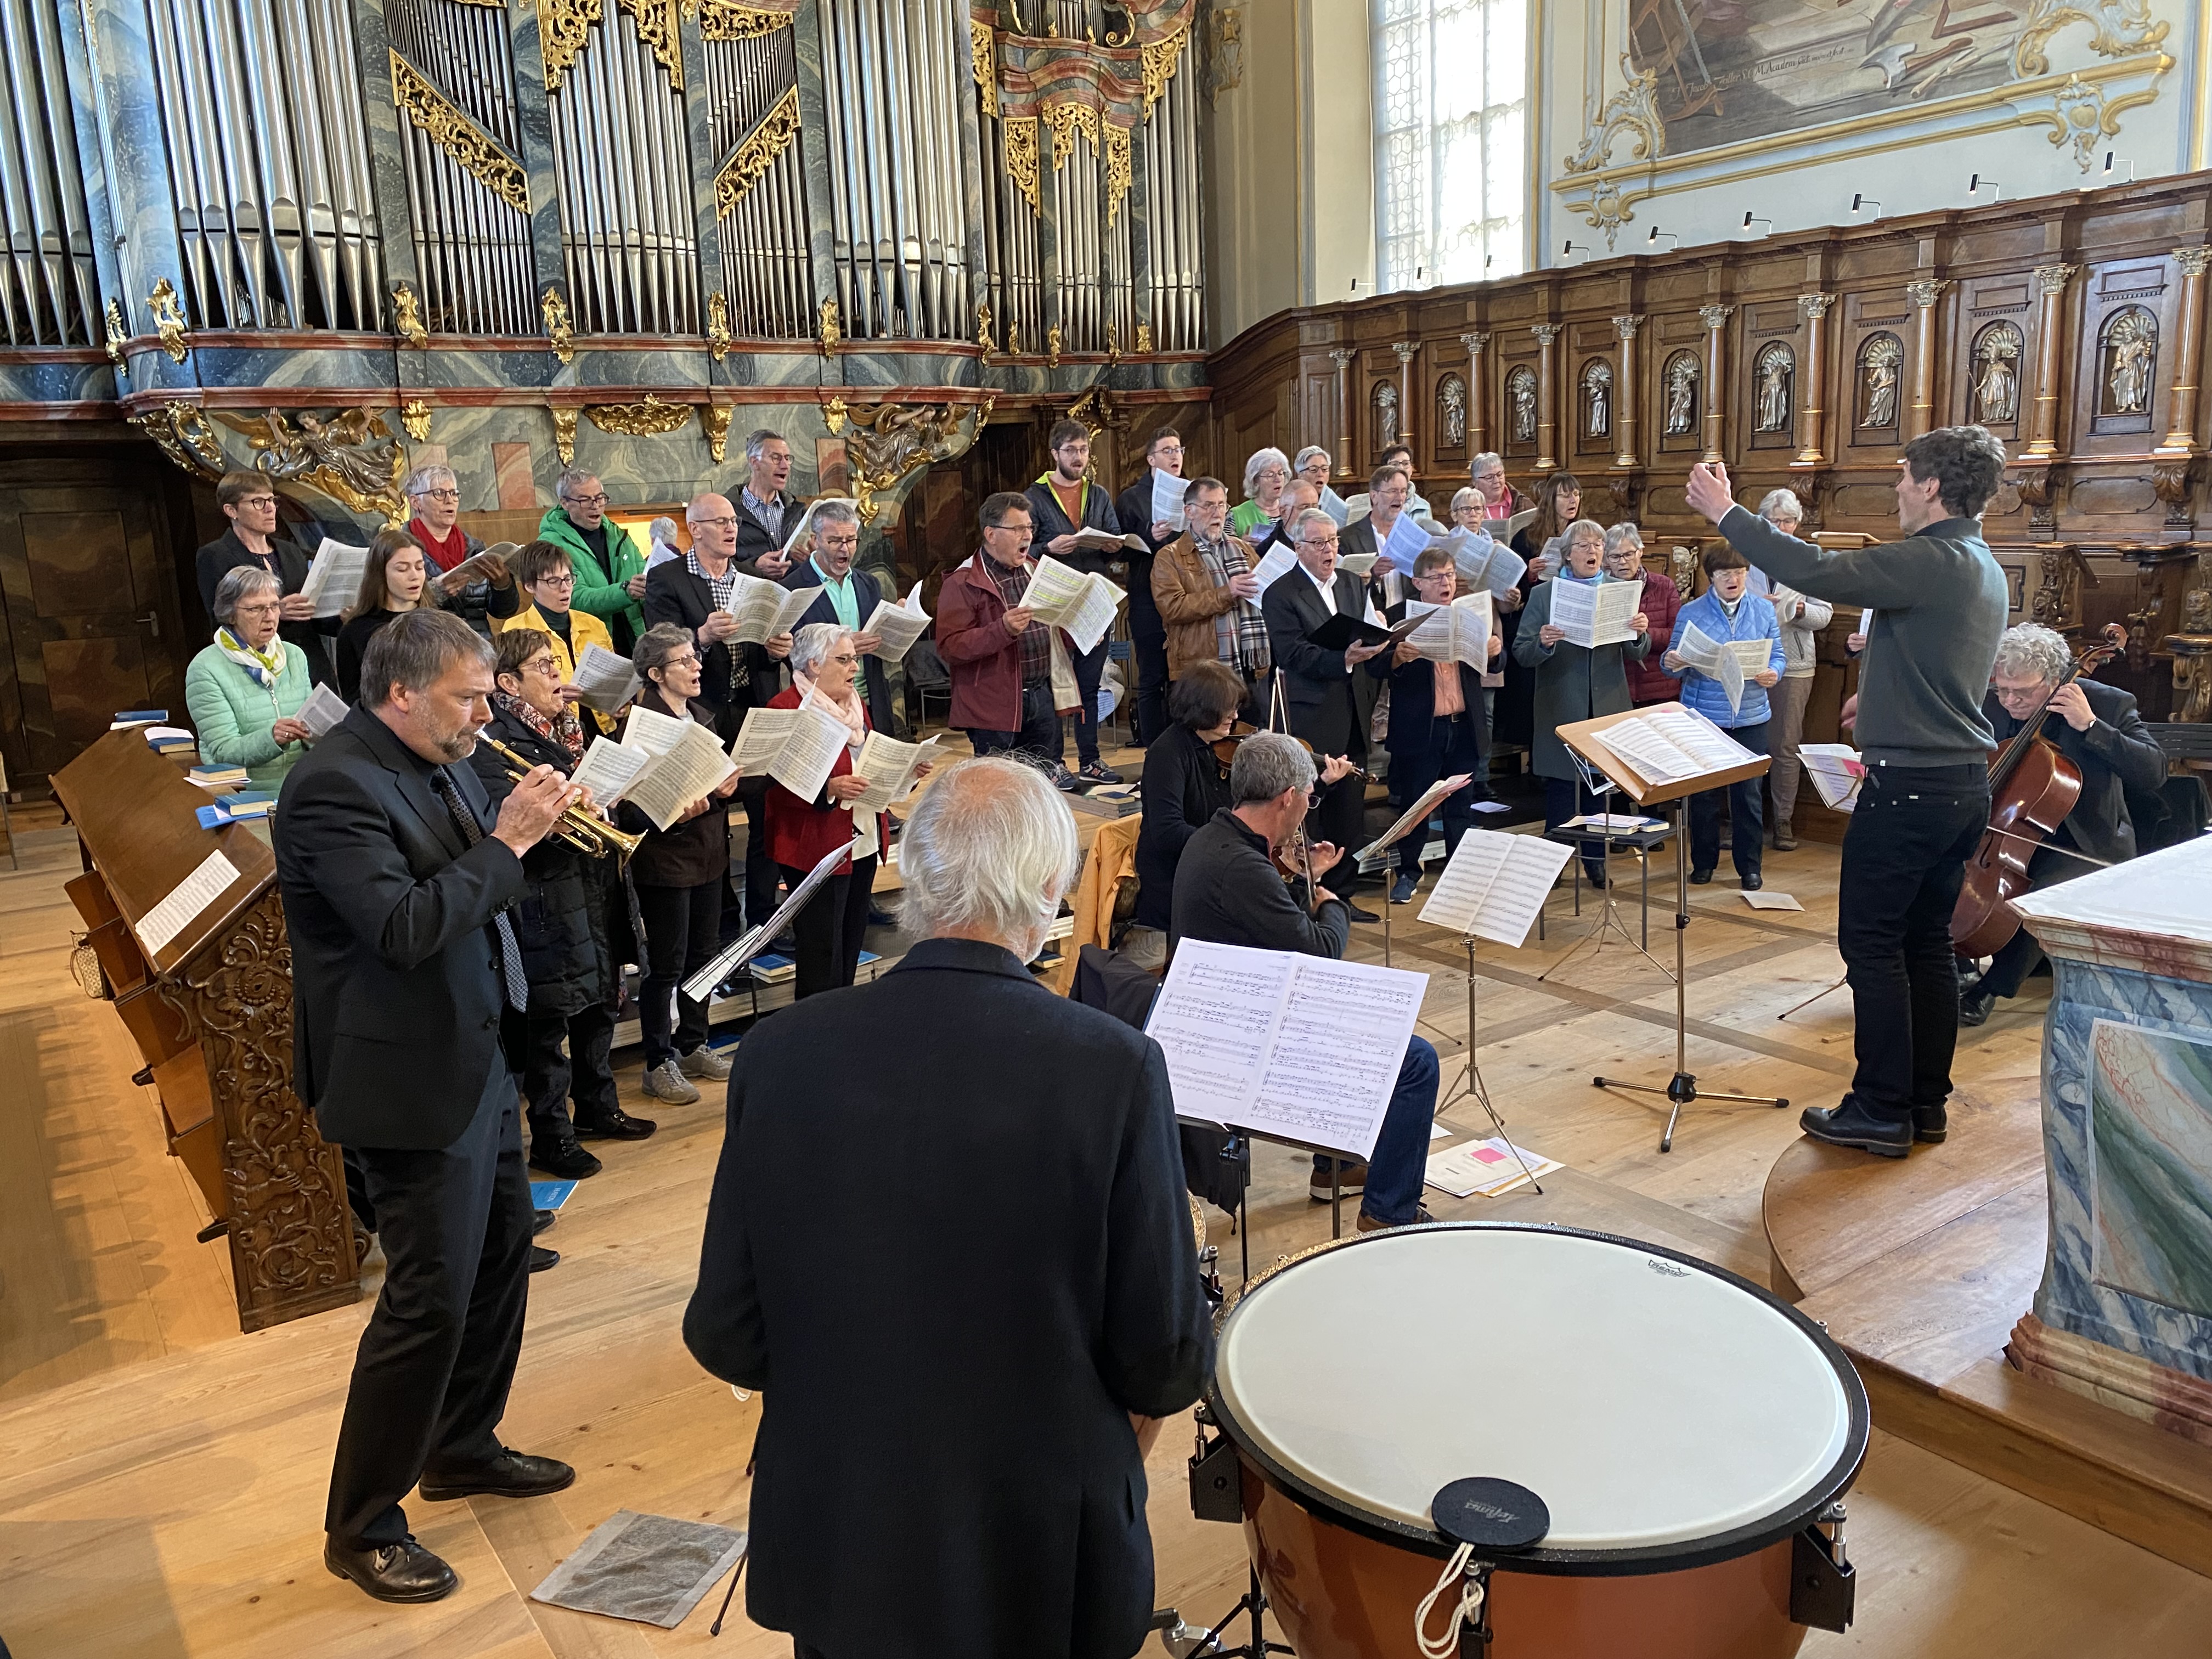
[641,558,781,738]
[1133,723,1233,931]
[781,560,895,734]
[195,527,338,682]
[735,493,808,578]
[1983,678,2166,867]
[1113,478,1168,627]
[273,704,525,1150]
[683,936,1211,1659]
[1259,565,1384,757]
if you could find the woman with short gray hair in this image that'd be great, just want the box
[1229,447,1293,540]
[405,462,517,635]
[185,564,317,790]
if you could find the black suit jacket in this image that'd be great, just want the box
[1113,478,1169,628]
[273,705,525,1149]
[734,493,808,579]
[1260,565,1383,757]
[641,558,781,739]
[684,936,1211,1659]
[781,560,895,733]
[1983,678,2165,866]
[195,527,338,681]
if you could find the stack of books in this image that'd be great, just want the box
[143,726,196,756]
[194,792,273,829]
[188,764,250,790]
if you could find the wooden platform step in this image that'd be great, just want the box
[1763,1087,2212,1579]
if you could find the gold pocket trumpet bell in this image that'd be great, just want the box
[477,736,646,867]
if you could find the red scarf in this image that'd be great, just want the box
[410,517,470,576]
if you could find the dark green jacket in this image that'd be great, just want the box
[536,506,646,644]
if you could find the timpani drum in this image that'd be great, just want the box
[1203,1224,1866,1659]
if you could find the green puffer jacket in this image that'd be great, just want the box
[535,506,646,645]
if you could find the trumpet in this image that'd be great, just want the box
[477,736,646,867]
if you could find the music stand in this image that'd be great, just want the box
[1436,934,1546,1195]
[1558,708,1789,1152]
[1538,747,1674,984]
[1355,772,1474,969]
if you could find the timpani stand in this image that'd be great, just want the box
[1558,710,1787,1153]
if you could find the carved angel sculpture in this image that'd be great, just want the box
[1663,355,1697,436]
[251,409,399,503]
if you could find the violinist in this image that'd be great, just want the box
[1170,732,1441,1230]
[1959,624,2164,1026]
[1686,426,2010,1160]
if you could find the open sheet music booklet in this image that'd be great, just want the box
[1584,706,1762,789]
[1151,470,1188,534]
[720,569,822,645]
[1249,540,1300,592]
[1548,576,1643,648]
[569,706,739,831]
[297,682,349,738]
[438,542,517,591]
[1401,592,1493,672]
[847,731,941,813]
[1672,624,1773,718]
[569,643,641,713]
[1144,939,1427,1162]
[1061,525,1150,556]
[1017,556,1126,653]
[1417,828,1576,947]
[1355,772,1474,865]
[1798,743,1866,811]
[729,695,851,803]
[1431,528,1526,597]
[301,538,371,618]
[860,585,932,663]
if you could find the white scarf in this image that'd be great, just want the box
[794,669,877,860]
[216,626,286,691]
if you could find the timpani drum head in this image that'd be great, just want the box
[1212,1224,1864,1568]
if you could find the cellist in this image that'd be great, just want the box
[1959,624,2166,1026]
[1685,427,2010,1162]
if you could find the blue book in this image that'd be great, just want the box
[112,709,168,726]
[531,1180,578,1211]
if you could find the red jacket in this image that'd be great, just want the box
[935,551,1072,732]
[761,685,884,874]
[1625,574,1684,704]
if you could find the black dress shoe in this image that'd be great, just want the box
[528,1133,602,1180]
[420,1448,577,1504]
[1958,982,1996,1028]
[533,1208,556,1236]
[529,1245,559,1272]
[1741,872,1763,891]
[1799,1096,1911,1159]
[325,1535,459,1603]
[1343,902,1382,923]
[1690,867,1714,885]
[573,1105,657,1141]
[1912,1103,1949,1144]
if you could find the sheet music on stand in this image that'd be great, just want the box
[1798,743,1866,811]
[1418,830,1575,947]
[683,837,862,1002]
[1354,772,1474,866]
[1143,939,1426,1162]
[1582,706,1762,791]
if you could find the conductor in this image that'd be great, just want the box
[685,757,1211,1659]
[275,610,583,1602]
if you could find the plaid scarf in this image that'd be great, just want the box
[984,554,1049,685]
[493,689,584,764]
[1193,534,1270,678]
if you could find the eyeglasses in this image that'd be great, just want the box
[237,495,276,510]
[417,488,460,503]
[825,652,860,665]
[1993,681,2048,702]
[1300,535,1340,549]
[691,516,738,529]
[563,493,608,508]
[233,601,283,617]
[535,572,576,588]
[665,652,699,670]
[522,657,560,677]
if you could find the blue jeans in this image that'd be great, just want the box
[1314,1035,1438,1223]
[968,681,1061,762]
[1388,713,1487,877]
[1689,719,1769,879]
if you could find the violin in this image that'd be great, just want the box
[1207,724,1375,787]
[1950,622,2128,960]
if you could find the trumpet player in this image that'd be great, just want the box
[471,628,657,1184]
[274,609,585,1606]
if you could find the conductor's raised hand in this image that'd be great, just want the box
[492,764,575,857]
[1684,461,1735,526]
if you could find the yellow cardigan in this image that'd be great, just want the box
[496,602,620,734]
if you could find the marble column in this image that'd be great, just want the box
[2027,264,2077,459]
[1905,278,1950,441]
[1393,340,1419,454]
[1612,314,1643,469]
[1792,294,1833,467]
[1532,323,1561,473]
[1698,303,1733,464]
[1330,346,1356,477]
[2156,247,2211,458]
[1460,331,1489,456]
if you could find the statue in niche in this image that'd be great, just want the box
[1508,368,1537,442]
[2171,584,2212,724]
[1375,383,1400,452]
[1973,325,2022,425]
[1439,375,1467,447]
[1583,362,1612,438]
[1669,543,1698,597]
[1754,343,1793,433]
[2105,308,2155,414]
[1663,353,1698,436]
[1857,334,1902,429]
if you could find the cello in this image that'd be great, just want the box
[1950,622,2128,958]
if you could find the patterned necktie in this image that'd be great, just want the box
[429,766,529,1012]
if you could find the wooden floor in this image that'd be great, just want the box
[5,769,2212,1658]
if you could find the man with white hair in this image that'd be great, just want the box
[1958,622,2163,1026]
[685,756,1210,1659]
[732,428,801,578]
[403,464,518,636]
[536,468,647,650]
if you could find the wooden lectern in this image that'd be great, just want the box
[54,729,359,1333]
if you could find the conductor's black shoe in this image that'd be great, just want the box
[325,1535,459,1603]
[573,1105,657,1141]
[420,1449,577,1504]
[1690,867,1714,885]
[528,1245,559,1272]
[1799,1097,1911,1159]
[1741,872,1764,891]
[1912,1104,1949,1144]
[1958,981,1996,1028]
[532,1208,556,1236]
[528,1133,602,1180]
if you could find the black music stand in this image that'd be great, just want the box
[1559,709,1790,1152]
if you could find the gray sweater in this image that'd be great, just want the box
[1718,506,2007,769]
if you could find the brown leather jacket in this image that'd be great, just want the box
[1150,530,1257,680]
